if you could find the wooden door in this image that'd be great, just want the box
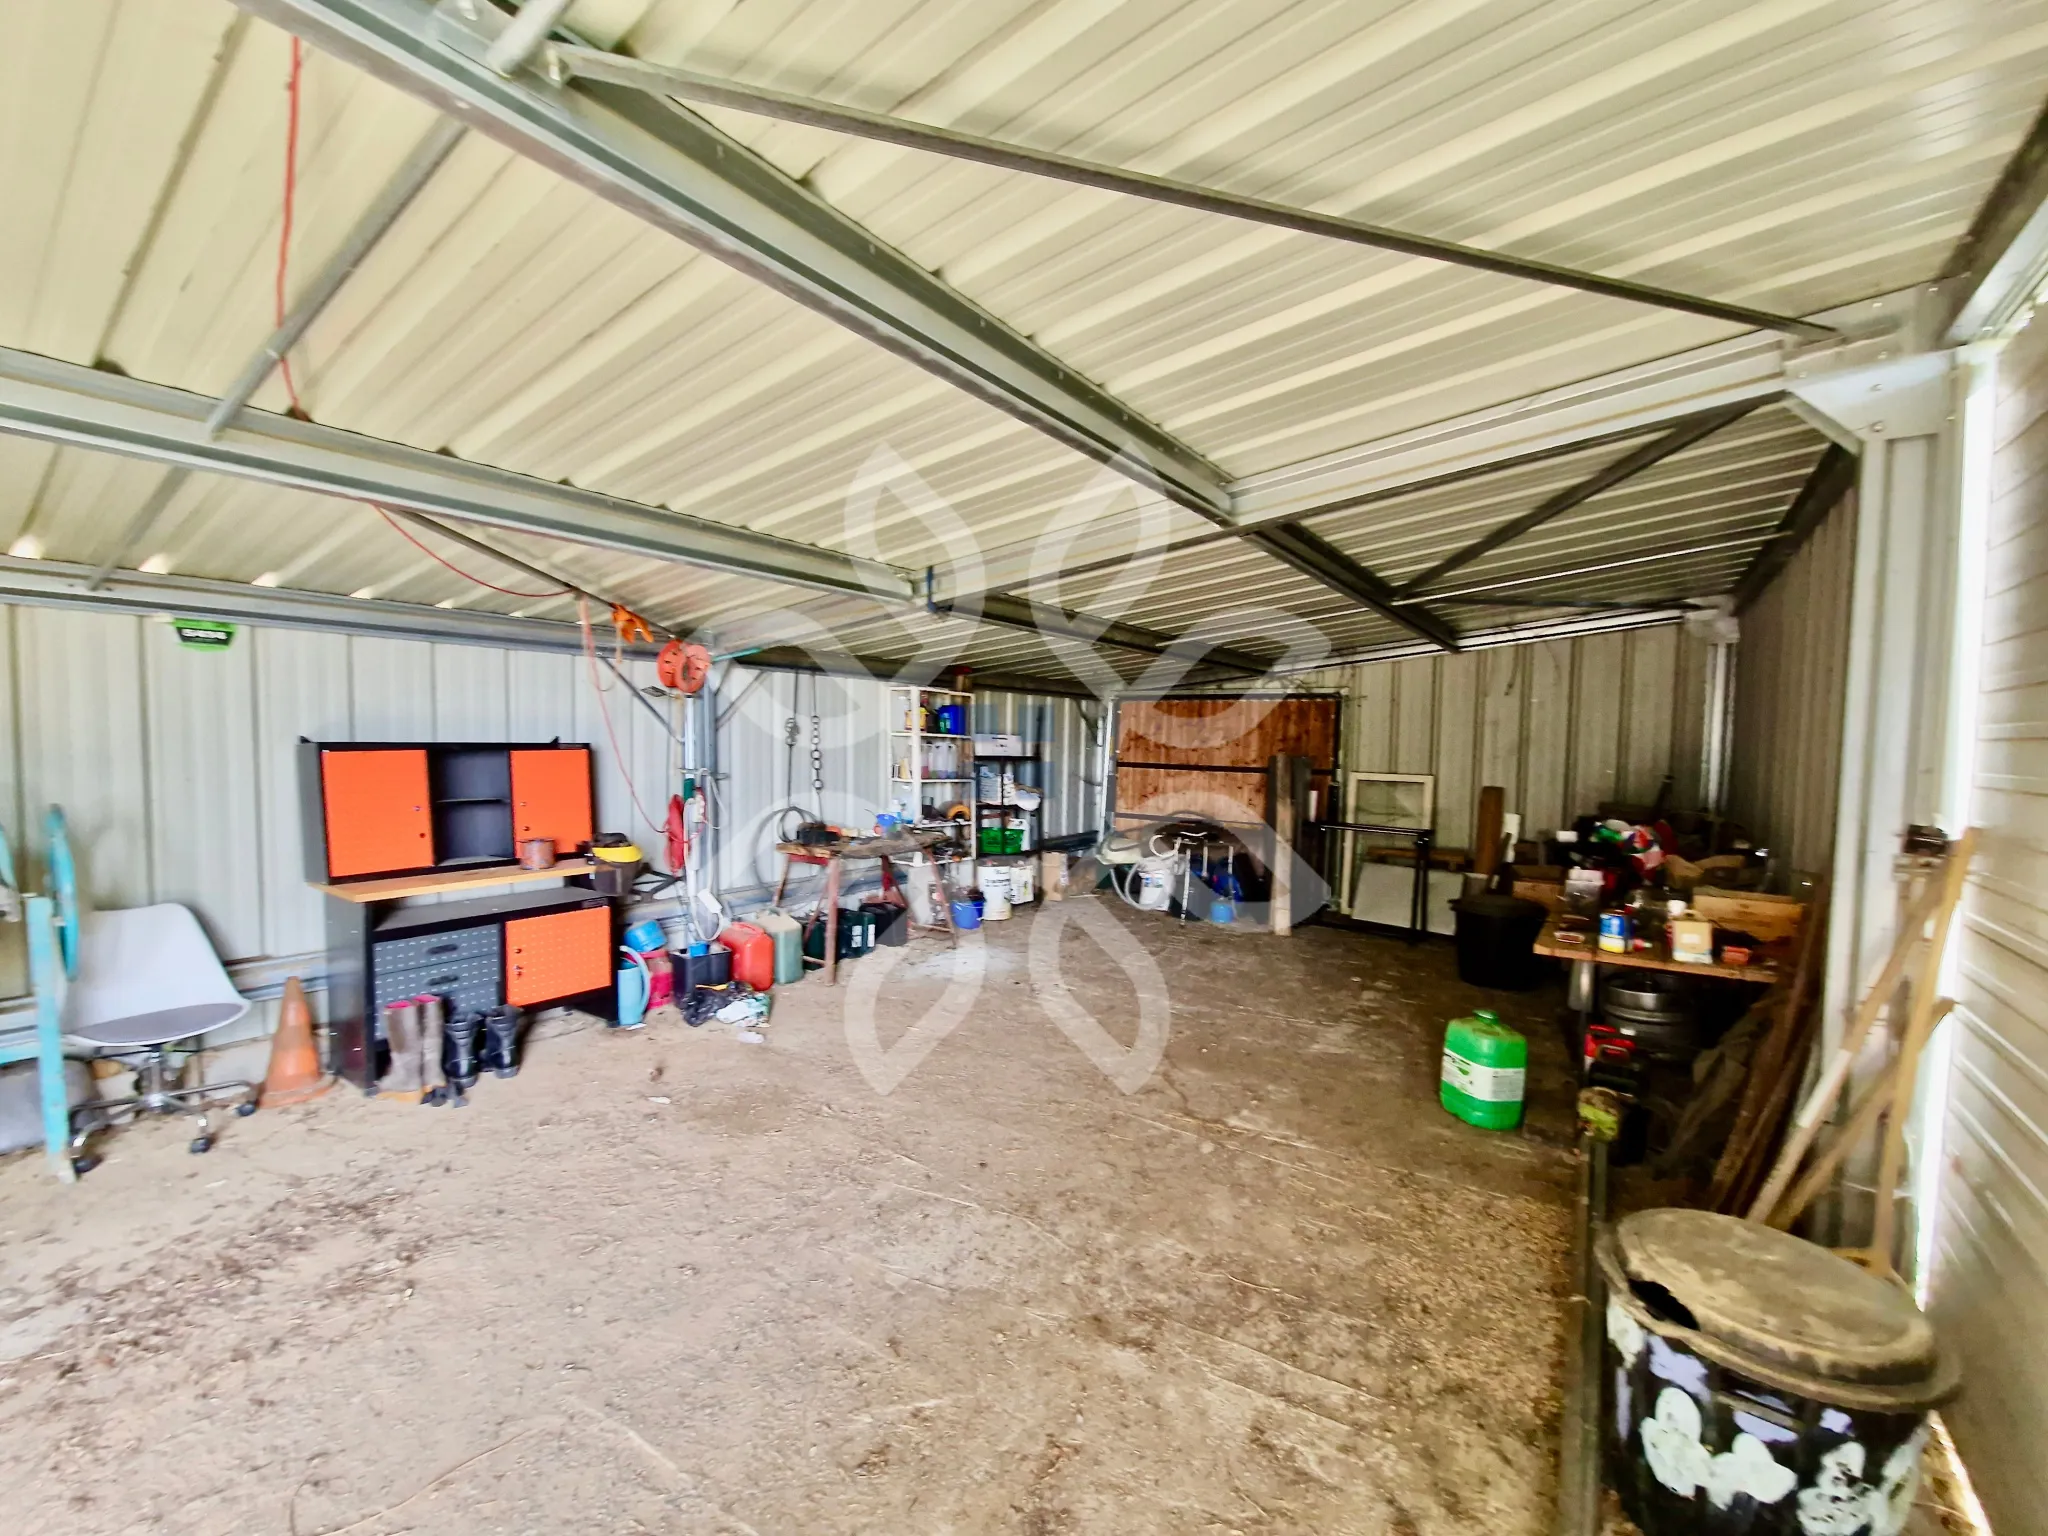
[504,906,610,1006]
[322,749,432,878]
[510,747,593,856]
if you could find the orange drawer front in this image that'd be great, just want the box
[504,907,611,1006]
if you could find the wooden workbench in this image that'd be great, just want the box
[315,857,597,903]
[1532,914,1784,983]
[774,831,962,985]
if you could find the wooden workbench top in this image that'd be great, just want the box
[315,857,596,904]
[1532,914,1781,983]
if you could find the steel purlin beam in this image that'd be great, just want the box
[0,346,912,601]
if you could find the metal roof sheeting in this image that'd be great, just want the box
[0,0,2039,677]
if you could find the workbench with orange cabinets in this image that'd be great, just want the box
[299,740,615,1089]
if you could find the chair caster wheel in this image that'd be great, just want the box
[72,1155,101,1176]
[188,1136,213,1154]
[236,1100,257,1117]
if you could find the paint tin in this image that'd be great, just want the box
[1598,908,1631,953]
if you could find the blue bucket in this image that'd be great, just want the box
[950,898,982,930]
[624,918,665,954]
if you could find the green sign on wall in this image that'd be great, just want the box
[172,618,237,651]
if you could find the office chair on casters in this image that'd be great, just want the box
[65,904,259,1162]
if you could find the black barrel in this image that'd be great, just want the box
[1451,892,1549,990]
[1600,1209,1958,1535]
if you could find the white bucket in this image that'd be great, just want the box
[981,866,1013,920]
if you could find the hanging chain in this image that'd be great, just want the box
[809,711,825,810]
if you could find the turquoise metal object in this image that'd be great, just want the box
[26,895,75,1181]
[44,805,79,979]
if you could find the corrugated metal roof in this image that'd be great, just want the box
[0,0,2035,678]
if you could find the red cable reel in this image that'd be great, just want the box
[656,639,712,695]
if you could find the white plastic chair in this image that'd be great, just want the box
[65,904,257,1155]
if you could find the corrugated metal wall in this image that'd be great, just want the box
[0,607,1101,1022]
[1725,493,1858,881]
[1929,316,2048,1532]
[0,603,678,1008]
[1275,625,1709,856]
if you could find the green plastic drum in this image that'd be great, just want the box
[1440,1008,1527,1130]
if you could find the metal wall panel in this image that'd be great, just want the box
[1928,310,2048,1532]
[1725,493,1857,880]
[973,690,1108,843]
[1258,625,1704,856]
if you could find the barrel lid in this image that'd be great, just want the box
[1614,1209,1937,1387]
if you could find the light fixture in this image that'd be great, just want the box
[8,535,42,559]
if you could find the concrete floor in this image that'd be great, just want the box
[0,898,1581,1535]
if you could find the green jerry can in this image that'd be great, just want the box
[1440,1008,1527,1130]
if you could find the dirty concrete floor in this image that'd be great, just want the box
[0,900,1580,1534]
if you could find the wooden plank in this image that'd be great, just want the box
[316,857,596,903]
[1691,889,1806,944]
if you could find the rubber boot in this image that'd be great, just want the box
[375,1000,424,1103]
[480,1005,522,1078]
[418,995,448,1106]
[443,1011,482,1105]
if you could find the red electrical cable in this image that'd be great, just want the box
[579,599,671,861]
[375,505,572,598]
[276,37,306,414]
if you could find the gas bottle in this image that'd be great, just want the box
[1440,1008,1527,1130]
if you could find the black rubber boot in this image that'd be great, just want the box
[442,1011,482,1104]
[480,1006,522,1078]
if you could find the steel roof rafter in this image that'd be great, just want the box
[232,0,1236,524]
[1250,524,1461,651]
[1731,444,1859,613]
[1393,400,1769,599]
[551,44,1836,344]
[933,591,1272,676]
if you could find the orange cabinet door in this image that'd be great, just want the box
[322,749,432,878]
[504,907,611,1006]
[510,748,593,857]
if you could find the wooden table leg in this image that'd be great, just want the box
[823,854,841,987]
[773,855,791,908]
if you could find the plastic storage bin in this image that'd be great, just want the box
[1450,892,1548,990]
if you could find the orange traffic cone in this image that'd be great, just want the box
[260,976,331,1108]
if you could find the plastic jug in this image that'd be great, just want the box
[720,921,776,992]
[615,947,651,1028]
[1440,1008,1526,1130]
[756,911,805,984]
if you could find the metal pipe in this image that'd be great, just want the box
[553,45,1837,344]
[205,117,467,439]
[1555,1134,1610,1536]
[483,0,578,75]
